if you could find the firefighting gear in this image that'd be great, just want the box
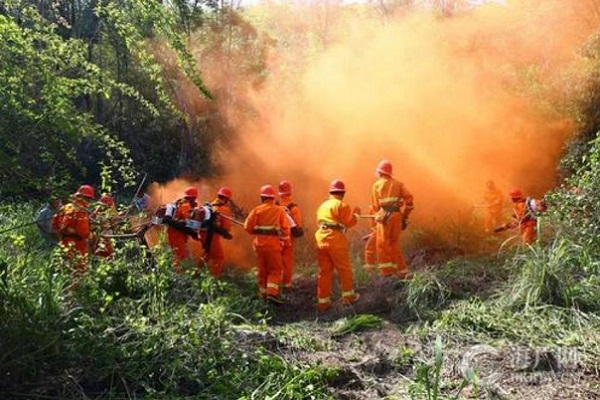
[279,186,303,290]
[376,159,393,176]
[259,185,277,199]
[244,193,291,299]
[99,193,115,208]
[217,186,233,200]
[315,192,359,310]
[163,195,197,268]
[200,198,233,278]
[278,180,292,195]
[329,179,346,194]
[184,186,199,199]
[371,171,414,278]
[52,195,92,271]
[496,195,547,245]
[76,184,95,200]
[509,188,524,200]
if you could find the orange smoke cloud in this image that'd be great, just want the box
[155,0,599,267]
[217,1,590,222]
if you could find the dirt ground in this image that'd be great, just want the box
[263,276,600,400]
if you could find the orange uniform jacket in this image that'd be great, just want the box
[165,198,195,266]
[371,176,413,277]
[315,195,357,249]
[52,199,91,269]
[371,176,413,216]
[244,201,291,251]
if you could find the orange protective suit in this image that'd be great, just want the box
[513,199,538,245]
[371,176,414,278]
[483,185,504,233]
[244,199,290,299]
[363,205,377,274]
[200,198,232,278]
[52,198,91,272]
[314,194,359,311]
[165,199,195,270]
[280,195,302,290]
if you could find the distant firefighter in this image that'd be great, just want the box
[494,188,547,245]
[482,180,504,233]
[314,179,361,311]
[278,180,304,294]
[244,185,291,304]
[371,160,414,280]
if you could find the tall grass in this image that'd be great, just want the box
[0,203,332,399]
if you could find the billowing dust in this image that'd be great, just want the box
[151,1,598,268]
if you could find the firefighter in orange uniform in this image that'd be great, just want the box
[371,160,414,279]
[495,188,547,245]
[315,179,361,311]
[244,185,291,304]
[363,205,377,274]
[278,180,303,293]
[482,180,504,233]
[200,186,234,278]
[92,193,118,258]
[52,185,95,272]
[163,186,198,271]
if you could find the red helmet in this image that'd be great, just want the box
[76,185,95,199]
[217,186,233,199]
[278,180,292,195]
[329,179,346,193]
[376,160,393,176]
[99,193,114,207]
[184,186,198,199]
[508,188,523,199]
[259,184,276,198]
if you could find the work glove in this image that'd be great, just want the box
[402,218,409,231]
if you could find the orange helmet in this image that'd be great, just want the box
[278,180,292,195]
[329,179,346,193]
[184,186,198,199]
[259,184,276,199]
[76,185,95,199]
[508,188,523,199]
[376,160,393,176]
[99,193,114,207]
[217,186,233,199]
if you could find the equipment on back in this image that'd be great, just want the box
[54,204,82,237]
[284,203,304,238]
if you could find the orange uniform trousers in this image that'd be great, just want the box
[281,241,295,289]
[60,237,89,273]
[256,248,283,298]
[167,228,188,271]
[375,212,408,277]
[201,233,225,278]
[520,220,537,245]
[364,229,377,274]
[316,246,356,310]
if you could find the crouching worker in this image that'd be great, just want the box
[52,185,95,274]
[494,188,547,245]
[244,185,290,304]
[314,179,361,311]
